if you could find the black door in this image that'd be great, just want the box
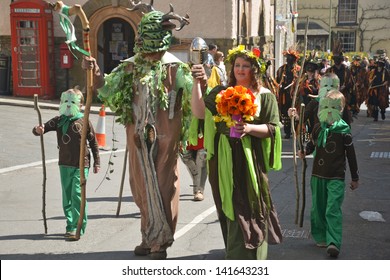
[102,18,135,74]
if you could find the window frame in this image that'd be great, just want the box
[337,0,358,26]
[337,31,356,52]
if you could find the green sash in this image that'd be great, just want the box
[318,119,351,148]
[58,113,84,135]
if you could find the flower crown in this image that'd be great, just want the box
[225,45,266,74]
[282,49,300,60]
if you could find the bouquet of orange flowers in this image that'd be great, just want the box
[214,85,258,138]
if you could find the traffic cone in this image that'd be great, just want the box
[96,105,109,150]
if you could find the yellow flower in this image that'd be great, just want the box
[243,115,254,122]
[225,46,266,74]
[213,115,223,122]
[225,117,235,127]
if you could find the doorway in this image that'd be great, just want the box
[98,18,135,74]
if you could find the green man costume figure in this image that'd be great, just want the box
[303,90,359,258]
[32,88,100,240]
[90,1,192,259]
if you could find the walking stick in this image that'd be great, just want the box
[50,1,92,240]
[34,94,48,234]
[368,83,386,90]
[298,103,307,227]
[116,146,128,217]
[290,16,309,225]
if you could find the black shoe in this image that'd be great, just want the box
[381,112,386,120]
[327,244,339,258]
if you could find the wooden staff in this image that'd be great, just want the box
[51,1,92,240]
[116,146,128,217]
[298,103,307,227]
[368,83,386,90]
[290,16,309,225]
[34,94,48,234]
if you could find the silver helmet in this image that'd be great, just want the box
[189,37,209,65]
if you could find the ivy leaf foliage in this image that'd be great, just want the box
[97,53,169,126]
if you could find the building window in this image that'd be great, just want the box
[337,31,356,52]
[338,0,358,25]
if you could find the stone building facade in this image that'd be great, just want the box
[297,0,390,56]
[1,0,296,98]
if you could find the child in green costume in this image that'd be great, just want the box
[299,90,359,258]
[33,87,100,240]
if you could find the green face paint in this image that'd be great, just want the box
[318,97,343,125]
[59,91,81,117]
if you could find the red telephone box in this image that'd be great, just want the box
[10,0,55,99]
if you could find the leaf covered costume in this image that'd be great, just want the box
[97,5,192,256]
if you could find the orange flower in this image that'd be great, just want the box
[238,92,254,114]
[216,99,229,115]
[214,86,258,127]
[228,92,242,115]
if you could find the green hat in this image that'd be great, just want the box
[134,11,173,54]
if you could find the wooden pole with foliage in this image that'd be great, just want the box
[290,16,309,225]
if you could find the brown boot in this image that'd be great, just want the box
[134,242,151,256]
[150,250,167,260]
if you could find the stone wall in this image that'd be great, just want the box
[0,36,12,56]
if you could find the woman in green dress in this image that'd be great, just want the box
[191,46,283,259]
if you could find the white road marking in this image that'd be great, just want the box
[174,206,216,239]
[0,149,126,175]
[370,151,390,158]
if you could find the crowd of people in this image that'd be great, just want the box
[277,45,390,140]
[38,1,389,261]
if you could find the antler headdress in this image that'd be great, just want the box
[128,0,190,53]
